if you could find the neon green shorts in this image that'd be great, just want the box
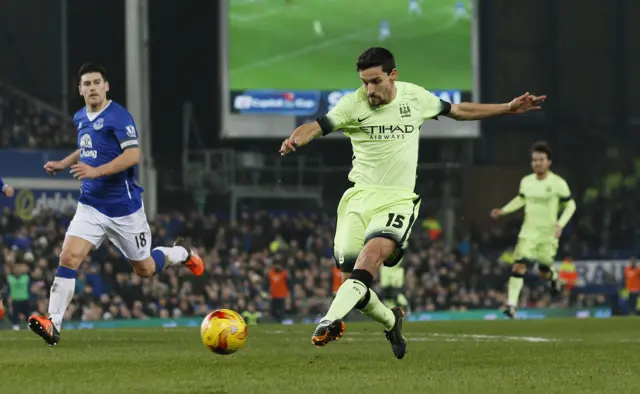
[514,237,558,266]
[333,186,421,273]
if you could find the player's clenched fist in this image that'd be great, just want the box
[490,208,503,219]
[44,161,66,176]
[2,184,14,197]
[279,138,298,156]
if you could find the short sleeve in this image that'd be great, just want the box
[317,94,354,135]
[419,89,450,120]
[518,177,526,197]
[113,115,139,150]
[557,178,572,201]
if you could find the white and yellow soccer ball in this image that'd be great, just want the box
[200,309,248,355]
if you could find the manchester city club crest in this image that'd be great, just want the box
[399,103,411,118]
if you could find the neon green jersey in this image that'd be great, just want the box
[318,81,447,191]
[518,171,572,239]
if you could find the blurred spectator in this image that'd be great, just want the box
[7,263,30,330]
[624,257,640,315]
[268,262,288,323]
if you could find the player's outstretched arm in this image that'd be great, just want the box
[491,195,525,219]
[279,122,322,156]
[447,92,546,121]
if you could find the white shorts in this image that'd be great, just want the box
[409,2,421,12]
[66,203,152,261]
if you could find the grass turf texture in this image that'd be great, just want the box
[229,0,472,91]
[1,318,639,394]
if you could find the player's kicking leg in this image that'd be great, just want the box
[312,191,416,359]
[314,238,406,358]
[108,208,205,280]
[128,238,205,279]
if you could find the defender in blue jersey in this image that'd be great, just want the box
[28,63,205,346]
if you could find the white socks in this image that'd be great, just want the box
[154,246,189,267]
[48,276,76,330]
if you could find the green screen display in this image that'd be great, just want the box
[229,0,473,91]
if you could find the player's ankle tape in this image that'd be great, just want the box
[510,271,524,278]
[350,269,374,288]
[354,289,372,310]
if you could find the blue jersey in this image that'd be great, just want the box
[73,101,144,218]
[380,20,389,30]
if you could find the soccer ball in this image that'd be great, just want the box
[200,309,248,355]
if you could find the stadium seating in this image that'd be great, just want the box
[0,209,612,324]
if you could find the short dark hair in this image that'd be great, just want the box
[77,62,107,83]
[356,47,396,74]
[531,141,552,160]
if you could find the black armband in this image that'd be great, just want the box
[431,99,452,120]
[439,99,452,115]
[317,115,334,136]
[559,195,573,202]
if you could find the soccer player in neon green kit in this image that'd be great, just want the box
[491,141,576,318]
[279,47,546,359]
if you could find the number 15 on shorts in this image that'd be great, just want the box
[385,213,406,229]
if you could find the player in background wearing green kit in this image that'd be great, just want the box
[279,47,546,359]
[491,141,577,319]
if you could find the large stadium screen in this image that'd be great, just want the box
[222,0,477,138]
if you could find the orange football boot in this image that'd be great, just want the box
[28,315,60,346]
[174,238,204,276]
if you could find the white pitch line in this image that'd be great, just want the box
[230,6,299,23]
[430,333,560,343]
[230,10,456,75]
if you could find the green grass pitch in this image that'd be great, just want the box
[1,318,639,394]
[229,0,473,91]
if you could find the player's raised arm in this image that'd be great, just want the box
[280,93,354,156]
[446,92,547,121]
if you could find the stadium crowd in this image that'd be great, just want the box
[0,206,615,328]
[0,83,76,149]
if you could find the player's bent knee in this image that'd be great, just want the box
[59,236,94,269]
[59,249,85,270]
[130,258,155,278]
[354,249,383,272]
[512,263,528,274]
[356,237,397,271]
